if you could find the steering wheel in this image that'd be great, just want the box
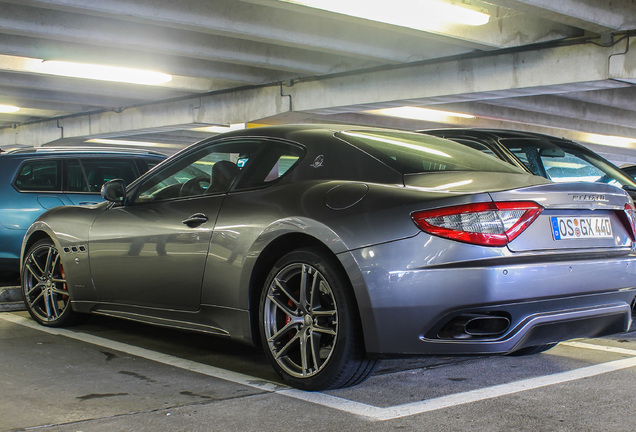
[179,176,210,197]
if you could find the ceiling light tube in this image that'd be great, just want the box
[85,138,179,149]
[191,123,247,133]
[36,61,172,85]
[365,106,475,122]
[278,0,490,29]
[581,133,636,148]
[0,104,20,113]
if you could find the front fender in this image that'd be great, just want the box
[21,206,104,301]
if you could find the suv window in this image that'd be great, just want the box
[14,160,61,191]
[66,158,140,193]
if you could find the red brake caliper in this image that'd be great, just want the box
[60,265,68,300]
[286,298,293,325]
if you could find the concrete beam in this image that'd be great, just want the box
[609,37,636,84]
[0,85,288,146]
[433,101,636,139]
[2,0,470,62]
[561,86,636,112]
[0,69,189,103]
[489,0,636,33]
[4,0,579,57]
[287,39,635,113]
[4,38,636,149]
[243,0,580,49]
[0,85,144,109]
[0,3,373,75]
[477,94,636,129]
[0,34,285,85]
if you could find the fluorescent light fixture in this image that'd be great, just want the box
[365,106,475,122]
[35,61,172,85]
[0,104,20,113]
[278,0,490,29]
[581,133,636,149]
[191,123,247,133]
[85,138,179,149]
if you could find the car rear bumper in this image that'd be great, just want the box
[343,235,636,355]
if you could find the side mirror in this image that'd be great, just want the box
[101,179,126,204]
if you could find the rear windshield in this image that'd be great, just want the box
[337,130,524,175]
[499,138,636,188]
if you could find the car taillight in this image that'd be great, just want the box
[412,201,543,247]
[622,202,636,241]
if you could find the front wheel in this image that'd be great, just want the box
[259,248,377,390]
[22,239,79,327]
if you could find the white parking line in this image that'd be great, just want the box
[561,340,636,356]
[2,313,635,421]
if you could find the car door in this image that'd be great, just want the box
[87,143,246,311]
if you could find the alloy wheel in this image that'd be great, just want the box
[23,242,70,324]
[262,262,338,379]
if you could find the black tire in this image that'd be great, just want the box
[21,238,80,327]
[507,343,557,356]
[259,248,377,390]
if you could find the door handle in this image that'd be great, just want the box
[182,213,209,227]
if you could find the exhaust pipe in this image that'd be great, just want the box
[440,313,510,339]
[464,314,510,336]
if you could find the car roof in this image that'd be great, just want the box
[0,146,166,157]
[202,123,444,147]
[422,128,576,144]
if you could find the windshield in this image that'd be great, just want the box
[499,138,636,189]
[337,130,524,175]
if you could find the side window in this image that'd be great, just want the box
[141,158,162,172]
[134,142,255,202]
[77,159,140,192]
[66,159,89,192]
[14,160,61,191]
[235,142,303,189]
[132,139,304,203]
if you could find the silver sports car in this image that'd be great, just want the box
[20,125,636,390]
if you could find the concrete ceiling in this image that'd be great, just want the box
[1,0,636,163]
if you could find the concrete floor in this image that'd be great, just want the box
[1,309,635,432]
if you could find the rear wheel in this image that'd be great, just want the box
[22,239,79,327]
[259,248,377,390]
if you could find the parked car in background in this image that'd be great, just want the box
[620,164,636,181]
[0,147,165,277]
[20,125,636,390]
[422,129,636,199]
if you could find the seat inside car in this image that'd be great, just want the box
[208,160,240,193]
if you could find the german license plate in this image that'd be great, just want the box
[550,216,613,240]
